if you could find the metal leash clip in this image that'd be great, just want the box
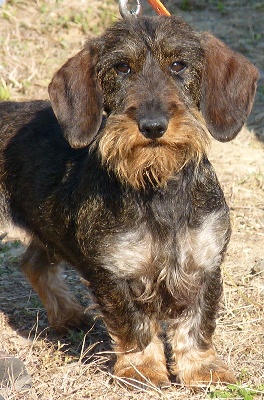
[119,0,141,18]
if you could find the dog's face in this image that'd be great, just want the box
[96,17,203,114]
[48,16,258,189]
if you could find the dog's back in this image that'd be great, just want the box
[0,101,71,229]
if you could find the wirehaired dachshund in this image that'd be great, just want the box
[0,15,258,388]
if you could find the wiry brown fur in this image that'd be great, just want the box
[0,14,259,390]
[99,110,209,189]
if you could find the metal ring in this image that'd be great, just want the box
[119,0,141,18]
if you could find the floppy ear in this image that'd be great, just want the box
[200,33,259,142]
[48,47,103,148]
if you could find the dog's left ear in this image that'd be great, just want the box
[200,33,259,142]
[48,47,103,148]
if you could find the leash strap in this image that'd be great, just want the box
[147,0,171,15]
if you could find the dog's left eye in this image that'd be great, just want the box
[170,61,186,74]
[114,63,131,75]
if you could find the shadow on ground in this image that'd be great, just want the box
[0,235,112,368]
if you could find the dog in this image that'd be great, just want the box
[0,15,258,388]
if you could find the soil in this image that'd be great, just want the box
[0,1,263,399]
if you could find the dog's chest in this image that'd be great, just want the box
[100,227,152,278]
[100,210,229,279]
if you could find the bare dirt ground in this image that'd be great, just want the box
[0,1,263,399]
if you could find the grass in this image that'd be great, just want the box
[0,0,118,101]
[208,384,264,399]
[0,78,11,100]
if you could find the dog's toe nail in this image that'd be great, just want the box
[159,380,171,389]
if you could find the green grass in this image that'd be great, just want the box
[216,2,225,13]
[208,384,264,399]
[0,78,11,100]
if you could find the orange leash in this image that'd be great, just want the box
[147,0,171,16]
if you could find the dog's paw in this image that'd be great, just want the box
[172,358,236,387]
[49,307,96,333]
[186,368,236,387]
[113,337,170,390]
[115,364,171,390]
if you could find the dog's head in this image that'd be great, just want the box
[49,16,258,189]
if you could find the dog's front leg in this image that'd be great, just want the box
[91,274,170,388]
[168,266,236,386]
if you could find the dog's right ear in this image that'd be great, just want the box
[48,47,103,148]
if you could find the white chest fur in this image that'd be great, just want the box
[100,210,230,280]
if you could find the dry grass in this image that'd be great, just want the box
[0,0,118,101]
[0,1,263,399]
[209,128,264,397]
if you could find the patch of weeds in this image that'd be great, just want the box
[29,296,43,309]
[67,329,86,346]
[0,242,9,252]
[57,37,68,49]
[90,24,101,36]
[44,10,91,34]
[0,239,22,252]
[98,3,117,27]
[208,384,264,399]
[255,2,264,11]
[2,10,11,21]
[238,170,264,188]
[18,307,37,318]
[0,266,7,276]
[254,33,262,41]
[0,78,11,100]
[210,0,227,14]
[21,79,31,94]
[216,1,225,13]
[180,0,191,11]
[58,14,71,29]
[40,3,49,14]
[179,0,207,11]
[9,240,22,249]
[71,12,90,34]
[0,240,23,267]
[238,368,251,382]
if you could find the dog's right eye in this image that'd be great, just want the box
[114,63,131,75]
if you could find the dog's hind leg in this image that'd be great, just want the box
[20,241,92,332]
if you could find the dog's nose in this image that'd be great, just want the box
[139,117,168,140]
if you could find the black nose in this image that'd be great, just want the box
[138,117,168,140]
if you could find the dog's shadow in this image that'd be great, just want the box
[0,234,113,370]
